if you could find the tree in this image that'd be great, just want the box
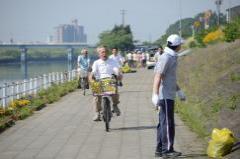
[98,25,134,51]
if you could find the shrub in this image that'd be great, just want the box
[189,41,197,48]
[203,29,224,44]
[223,18,240,42]
[30,98,46,111]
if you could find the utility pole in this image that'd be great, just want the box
[215,0,222,26]
[179,0,182,37]
[120,9,126,26]
[228,0,232,23]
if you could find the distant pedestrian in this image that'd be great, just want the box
[126,52,133,67]
[152,34,186,158]
[154,46,164,62]
[141,52,146,67]
[133,52,138,68]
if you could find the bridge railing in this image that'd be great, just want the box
[0,70,78,108]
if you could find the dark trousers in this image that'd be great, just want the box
[156,99,175,153]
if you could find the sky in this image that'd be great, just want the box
[0,0,239,44]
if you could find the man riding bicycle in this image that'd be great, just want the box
[89,45,121,121]
[77,48,90,89]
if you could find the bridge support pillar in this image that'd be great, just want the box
[67,48,74,61]
[20,47,28,63]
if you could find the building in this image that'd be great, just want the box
[55,19,87,43]
[226,5,240,22]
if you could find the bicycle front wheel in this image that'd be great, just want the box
[103,97,111,132]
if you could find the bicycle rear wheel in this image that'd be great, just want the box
[103,97,111,132]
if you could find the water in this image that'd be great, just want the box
[0,61,74,86]
[0,54,99,86]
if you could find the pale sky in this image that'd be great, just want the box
[0,0,239,44]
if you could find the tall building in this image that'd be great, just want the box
[55,19,87,43]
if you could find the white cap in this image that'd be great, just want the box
[167,34,184,46]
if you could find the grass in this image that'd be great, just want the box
[176,40,240,139]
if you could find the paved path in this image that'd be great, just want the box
[0,69,207,159]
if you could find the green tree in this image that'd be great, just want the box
[98,25,134,51]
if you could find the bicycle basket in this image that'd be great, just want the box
[90,78,117,95]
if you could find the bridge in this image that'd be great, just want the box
[0,43,96,62]
[0,69,207,159]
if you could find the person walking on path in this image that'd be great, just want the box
[152,34,186,158]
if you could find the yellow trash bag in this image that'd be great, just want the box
[207,128,236,158]
[121,64,131,73]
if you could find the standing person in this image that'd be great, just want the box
[109,47,124,86]
[141,52,146,67]
[126,52,133,67]
[109,47,125,67]
[133,51,138,68]
[154,46,164,62]
[89,46,122,121]
[152,34,186,158]
[77,48,91,88]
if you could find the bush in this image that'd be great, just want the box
[189,41,197,48]
[223,18,240,42]
[203,29,224,44]
[30,98,46,111]
[18,107,32,120]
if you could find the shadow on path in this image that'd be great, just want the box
[119,90,151,94]
[111,125,156,131]
[178,153,207,158]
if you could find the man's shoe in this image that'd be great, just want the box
[112,105,121,116]
[155,151,162,157]
[162,150,182,158]
[93,113,101,121]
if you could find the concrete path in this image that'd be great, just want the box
[0,69,207,159]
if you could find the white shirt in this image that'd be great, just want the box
[154,52,161,62]
[109,54,124,67]
[127,53,133,60]
[92,58,119,79]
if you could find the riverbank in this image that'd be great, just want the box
[176,40,240,157]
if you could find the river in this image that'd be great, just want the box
[0,61,76,86]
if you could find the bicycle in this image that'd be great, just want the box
[79,69,88,96]
[90,77,117,132]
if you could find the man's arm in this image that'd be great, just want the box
[176,84,186,101]
[153,73,163,95]
[176,84,180,91]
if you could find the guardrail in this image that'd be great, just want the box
[0,70,78,108]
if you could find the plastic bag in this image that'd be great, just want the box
[207,128,236,158]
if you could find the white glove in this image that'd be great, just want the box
[152,94,159,106]
[177,90,186,101]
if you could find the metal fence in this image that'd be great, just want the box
[0,69,78,108]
